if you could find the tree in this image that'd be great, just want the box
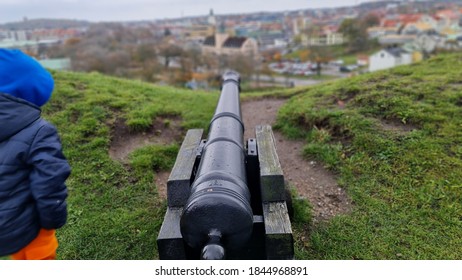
[338,18,369,53]
[158,40,183,69]
[273,52,282,62]
[134,43,157,63]
[183,48,203,72]
[202,53,219,71]
[140,60,161,82]
[361,13,381,29]
[72,45,106,72]
[292,34,302,46]
[105,50,130,75]
[308,46,332,76]
[226,54,256,82]
[298,49,310,62]
[178,53,194,84]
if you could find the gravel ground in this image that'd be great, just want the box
[241,98,351,222]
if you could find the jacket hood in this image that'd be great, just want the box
[0,49,54,107]
[0,93,41,142]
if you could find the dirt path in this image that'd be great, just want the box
[241,98,351,222]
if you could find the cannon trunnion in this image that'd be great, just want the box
[157,71,294,260]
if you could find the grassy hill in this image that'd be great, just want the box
[277,52,462,259]
[43,71,218,259]
[37,52,462,259]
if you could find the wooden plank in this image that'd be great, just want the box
[167,129,203,207]
[263,202,294,260]
[157,207,186,260]
[255,125,285,202]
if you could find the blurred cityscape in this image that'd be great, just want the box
[1,0,462,89]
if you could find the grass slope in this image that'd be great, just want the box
[43,71,218,259]
[277,53,462,259]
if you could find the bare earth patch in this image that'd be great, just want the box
[109,116,183,162]
[242,98,352,222]
[109,116,183,199]
[154,170,170,199]
[380,119,417,135]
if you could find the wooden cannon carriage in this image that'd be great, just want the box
[157,71,293,260]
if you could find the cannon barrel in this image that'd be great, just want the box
[180,71,253,260]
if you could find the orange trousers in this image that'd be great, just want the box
[10,229,58,260]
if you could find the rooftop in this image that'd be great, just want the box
[203,35,215,46]
[222,37,248,48]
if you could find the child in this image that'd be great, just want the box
[0,49,71,260]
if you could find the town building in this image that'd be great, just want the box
[202,33,258,57]
[369,48,412,72]
[301,26,344,46]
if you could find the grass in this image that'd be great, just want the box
[273,73,339,81]
[242,85,308,100]
[39,71,219,259]
[276,53,462,259]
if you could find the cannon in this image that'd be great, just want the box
[157,71,293,260]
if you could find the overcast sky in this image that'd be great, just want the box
[0,0,369,24]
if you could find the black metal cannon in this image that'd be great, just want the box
[157,71,293,260]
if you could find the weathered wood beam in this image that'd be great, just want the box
[167,129,203,207]
[256,125,285,202]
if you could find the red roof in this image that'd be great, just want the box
[381,19,400,28]
[261,23,283,31]
[399,14,423,25]
[436,9,460,20]
[323,25,339,33]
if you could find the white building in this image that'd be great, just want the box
[369,48,412,72]
[301,32,344,46]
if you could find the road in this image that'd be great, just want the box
[253,65,350,87]
[252,74,322,87]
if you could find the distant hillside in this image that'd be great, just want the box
[1,18,90,30]
[358,0,462,10]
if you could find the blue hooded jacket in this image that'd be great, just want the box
[0,49,54,107]
[0,49,70,256]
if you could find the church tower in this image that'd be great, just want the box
[208,9,216,26]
